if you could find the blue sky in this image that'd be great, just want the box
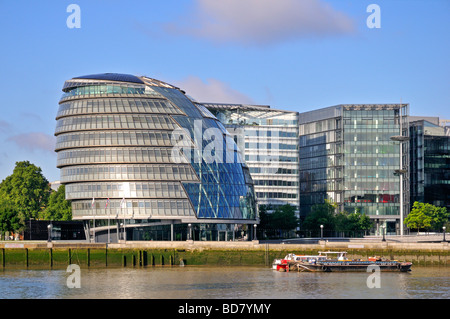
[0,0,448,183]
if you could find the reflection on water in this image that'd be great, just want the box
[0,266,449,299]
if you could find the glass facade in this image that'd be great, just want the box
[299,106,343,217]
[203,103,299,212]
[55,73,257,241]
[299,104,409,235]
[410,119,450,211]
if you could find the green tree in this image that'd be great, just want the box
[39,185,72,221]
[357,213,373,233]
[335,211,350,233]
[0,161,51,224]
[302,202,373,237]
[302,200,337,235]
[271,204,298,230]
[335,211,372,237]
[257,204,298,239]
[405,202,449,232]
[257,204,271,229]
[0,198,23,238]
[272,204,299,238]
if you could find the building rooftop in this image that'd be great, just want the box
[73,73,145,84]
[63,73,181,92]
[201,102,298,118]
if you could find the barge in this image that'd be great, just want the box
[275,251,412,272]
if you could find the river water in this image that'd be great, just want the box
[0,266,449,299]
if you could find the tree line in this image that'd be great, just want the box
[258,200,449,240]
[0,161,71,238]
[404,202,449,233]
[258,200,373,239]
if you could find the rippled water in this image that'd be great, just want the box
[0,266,449,299]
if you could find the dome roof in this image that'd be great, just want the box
[73,73,145,84]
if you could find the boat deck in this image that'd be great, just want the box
[274,251,412,272]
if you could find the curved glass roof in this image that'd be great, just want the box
[73,73,145,84]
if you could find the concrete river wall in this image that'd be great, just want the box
[0,240,449,269]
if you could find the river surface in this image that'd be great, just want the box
[0,266,449,299]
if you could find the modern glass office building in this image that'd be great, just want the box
[203,103,300,212]
[409,117,450,211]
[55,73,257,242]
[299,104,410,235]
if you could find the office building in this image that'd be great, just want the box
[298,104,409,235]
[55,73,257,242]
[203,103,300,212]
[409,117,450,211]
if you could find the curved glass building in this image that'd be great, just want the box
[55,73,257,242]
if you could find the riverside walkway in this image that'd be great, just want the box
[1,233,448,251]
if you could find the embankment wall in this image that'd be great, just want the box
[0,240,448,269]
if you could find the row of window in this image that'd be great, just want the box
[57,147,186,167]
[344,182,400,192]
[344,144,399,155]
[245,154,298,163]
[300,168,343,181]
[300,179,330,192]
[343,204,400,216]
[344,157,400,167]
[344,169,401,179]
[343,131,401,142]
[57,98,184,119]
[300,193,328,207]
[244,130,298,138]
[300,155,400,170]
[299,131,339,147]
[245,142,297,150]
[61,164,198,183]
[424,163,450,169]
[300,142,399,159]
[300,179,401,193]
[423,139,450,152]
[62,84,158,99]
[256,192,297,199]
[72,199,194,218]
[301,155,343,169]
[249,167,298,175]
[66,181,187,200]
[344,194,399,204]
[343,119,397,128]
[299,143,342,158]
[300,130,406,148]
[56,131,174,150]
[253,179,299,187]
[299,118,340,135]
[343,109,399,118]
[55,114,178,133]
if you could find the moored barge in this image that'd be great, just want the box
[275,251,412,272]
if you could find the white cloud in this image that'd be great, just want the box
[7,132,55,153]
[175,76,254,104]
[165,0,355,45]
[0,120,12,134]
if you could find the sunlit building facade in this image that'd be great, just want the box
[203,103,300,212]
[299,104,410,235]
[55,73,257,242]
